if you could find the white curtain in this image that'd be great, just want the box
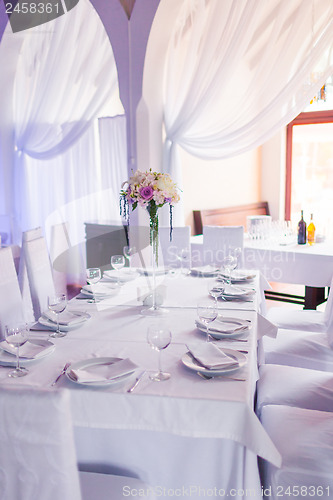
[162,0,333,221]
[11,0,124,241]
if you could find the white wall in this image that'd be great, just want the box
[180,146,261,231]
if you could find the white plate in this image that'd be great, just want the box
[218,271,256,283]
[196,317,250,339]
[65,357,137,387]
[38,311,91,332]
[103,269,139,283]
[190,266,219,277]
[182,348,247,376]
[0,339,55,365]
[136,267,168,276]
[79,288,119,299]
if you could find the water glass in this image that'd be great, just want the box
[47,293,67,338]
[147,325,172,381]
[197,300,218,342]
[5,323,30,377]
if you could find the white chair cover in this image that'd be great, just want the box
[0,247,25,338]
[158,226,191,268]
[262,328,333,372]
[266,275,333,335]
[257,364,333,416]
[260,405,333,499]
[18,227,43,323]
[24,236,55,320]
[0,387,82,500]
[49,222,70,295]
[202,225,244,266]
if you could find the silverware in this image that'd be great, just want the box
[127,371,146,393]
[210,335,248,342]
[51,362,70,386]
[196,371,246,381]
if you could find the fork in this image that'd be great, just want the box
[51,362,70,386]
[197,371,245,381]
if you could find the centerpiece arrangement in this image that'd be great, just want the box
[120,168,180,315]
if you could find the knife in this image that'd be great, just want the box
[127,371,146,393]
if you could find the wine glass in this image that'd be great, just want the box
[123,245,137,268]
[111,255,125,286]
[197,300,217,342]
[231,247,242,268]
[207,279,225,307]
[5,322,30,377]
[47,293,67,338]
[147,325,172,381]
[86,268,101,302]
[222,254,237,284]
[177,247,191,275]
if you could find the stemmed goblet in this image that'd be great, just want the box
[111,255,125,286]
[207,279,225,308]
[123,245,136,268]
[147,325,172,381]
[197,300,218,342]
[47,293,67,338]
[222,254,237,285]
[5,322,30,377]
[177,247,191,275]
[86,268,101,302]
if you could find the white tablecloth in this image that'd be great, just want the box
[191,235,333,287]
[0,273,280,499]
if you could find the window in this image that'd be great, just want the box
[285,76,333,238]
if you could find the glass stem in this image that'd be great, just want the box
[16,346,20,371]
[206,325,210,342]
[57,313,60,333]
[158,349,162,374]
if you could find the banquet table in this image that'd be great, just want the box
[0,271,280,500]
[191,235,333,309]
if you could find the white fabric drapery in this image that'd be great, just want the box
[10,0,124,242]
[162,0,333,221]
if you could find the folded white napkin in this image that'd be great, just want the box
[195,319,248,334]
[43,310,86,326]
[0,340,54,359]
[188,343,239,370]
[223,284,255,296]
[82,283,117,296]
[69,358,138,383]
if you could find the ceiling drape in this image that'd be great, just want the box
[162,0,333,222]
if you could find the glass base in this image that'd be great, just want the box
[140,306,169,317]
[8,367,29,378]
[49,330,67,338]
[149,371,171,382]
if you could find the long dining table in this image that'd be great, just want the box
[0,269,281,500]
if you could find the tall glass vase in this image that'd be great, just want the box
[141,214,168,316]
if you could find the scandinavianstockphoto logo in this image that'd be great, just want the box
[3,0,80,33]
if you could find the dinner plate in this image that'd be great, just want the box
[182,348,247,376]
[0,339,55,365]
[136,267,168,276]
[103,269,139,283]
[65,357,137,387]
[196,317,250,339]
[80,286,119,299]
[190,265,219,277]
[218,271,256,283]
[38,311,91,332]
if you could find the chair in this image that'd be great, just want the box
[0,247,25,338]
[256,364,333,416]
[158,226,191,268]
[260,405,333,499]
[0,386,152,500]
[265,275,333,335]
[49,222,71,295]
[202,225,244,266]
[23,236,56,320]
[18,227,43,323]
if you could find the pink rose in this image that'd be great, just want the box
[139,186,154,200]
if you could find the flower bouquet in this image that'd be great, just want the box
[120,169,180,315]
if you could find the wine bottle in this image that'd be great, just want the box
[297,210,306,245]
[307,213,315,245]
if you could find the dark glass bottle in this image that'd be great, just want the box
[297,210,307,245]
